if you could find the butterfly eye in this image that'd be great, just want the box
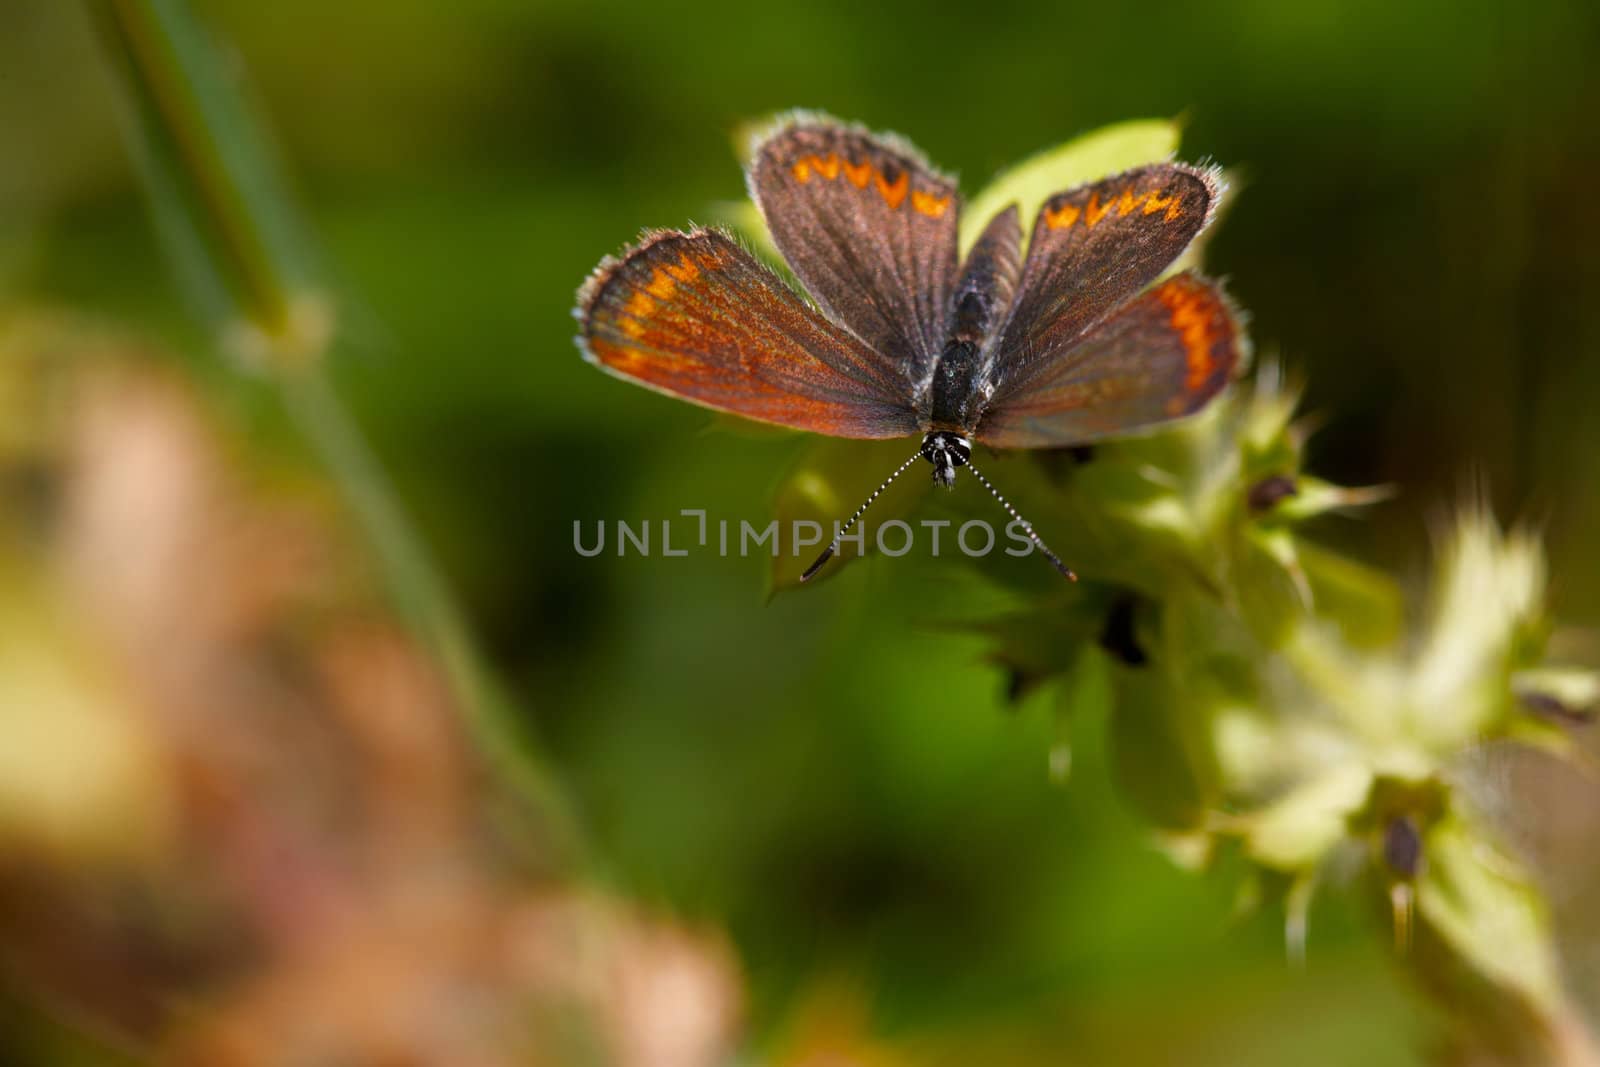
[920,431,972,488]
[933,432,972,462]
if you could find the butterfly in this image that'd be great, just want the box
[575,114,1244,582]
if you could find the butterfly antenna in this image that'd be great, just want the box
[963,459,1078,582]
[800,447,924,583]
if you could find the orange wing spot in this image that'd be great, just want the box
[1142,191,1182,221]
[911,189,951,218]
[665,254,700,284]
[791,160,812,182]
[875,169,909,210]
[811,153,842,180]
[1044,202,1080,230]
[625,290,657,318]
[1084,192,1115,228]
[1116,187,1142,216]
[1157,283,1222,392]
[597,338,691,372]
[842,159,873,187]
[644,269,676,300]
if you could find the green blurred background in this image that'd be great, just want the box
[3,0,1599,1062]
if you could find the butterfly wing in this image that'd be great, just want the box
[576,228,922,439]
[988,163,1221,396]
[749,116,961,395]
[975,271,1244,449]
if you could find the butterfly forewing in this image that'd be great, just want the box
[990,163,1220,399]
[749,118,961,390]
[578,228,922,439]
[976,271,1244,449]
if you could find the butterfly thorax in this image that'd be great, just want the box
[929,338,984,430]
[923,284,998,484]
[928,283,1001,432]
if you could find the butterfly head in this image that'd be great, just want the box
[921,431,971,488]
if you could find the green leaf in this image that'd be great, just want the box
[1237,364,1305,474]
[1416,813,1563,1016]
[1411,512,1546,726]
[1234,525,1312,645]
[1240,762,1373,870]
[1512,666,1600,720]
[1271,477,1394,524]
[1298,539,1406,649]
[1110,673,1223,831]
[961,119,1181,257]
[962,595,1108,698]
[1060,640,1114,715]
[1045,645,1116,784]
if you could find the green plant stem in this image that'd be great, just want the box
[91,0,294,331]
[88,0,587,866]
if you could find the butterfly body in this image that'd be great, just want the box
[575,113,1247,579]
[928,341,986,435]
[925,204,1024,436]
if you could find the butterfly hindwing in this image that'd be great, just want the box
[749,116,961,389]
[577,228,922,439]
[976,271,1244,449]
[990,163,1221,396]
